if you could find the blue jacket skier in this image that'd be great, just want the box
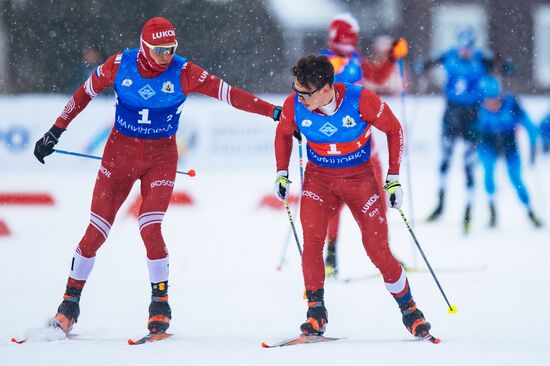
[419,27,494,232]
[477,75,542,227]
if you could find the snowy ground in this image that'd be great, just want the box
[1,96,550,365]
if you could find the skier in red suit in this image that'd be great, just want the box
[273,55,433,339]
[33,17,281,336]
[320,13,408,276]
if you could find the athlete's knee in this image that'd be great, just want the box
[139,211,168,259]
[370,246,393,263]
[78,211,111,257]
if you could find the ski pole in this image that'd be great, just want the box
[284,199,302,257]
[277,131,305,270]
[397,208,457,314]
[53,149,196,176]
[397,59,418,268]
[297,130,305,185]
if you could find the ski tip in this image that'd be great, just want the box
[261,342,270,348]
[127,339,136,345]
[11,337,25,344]
[421,333,441,344]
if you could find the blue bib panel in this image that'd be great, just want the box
[113,49,188,138]
[320,49,363,85]
[295,83,371,168]
[443,48,487,105]
[478,95,519,136]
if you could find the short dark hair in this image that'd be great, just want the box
[291,55,334,90]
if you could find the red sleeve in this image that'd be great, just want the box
[274,95,297,171]
[181,62,275,119]
[54,53,121,129]
[361,57,396,85]
[359,88,403,175]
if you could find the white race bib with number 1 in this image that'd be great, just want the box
[138,108,152,124]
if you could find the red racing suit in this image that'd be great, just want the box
[58,52,276,289]
[275,83,410,300]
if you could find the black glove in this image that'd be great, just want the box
[34,125,65,164]
[293,129,302,142]
[273,106,282,121]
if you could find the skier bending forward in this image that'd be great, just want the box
[273,55,434,340]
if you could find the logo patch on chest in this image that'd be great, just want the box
[342,115,356,128]
[301,119,312,127]
[162,81,175,93]
[122,78,132,87]
[138,84,156,100]
[319,122,338,137]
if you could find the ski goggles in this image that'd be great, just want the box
[142,39,178,56]
[291,82,322,100]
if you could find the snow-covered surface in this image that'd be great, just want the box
[1,95,549,365]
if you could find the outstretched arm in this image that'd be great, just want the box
[513,97,538,148]
[416,51,445,75]
[361,38,408,85]
[361,57,396,85]
[54,54,120,129]
[181,62,278,120]
[35,54,120,164]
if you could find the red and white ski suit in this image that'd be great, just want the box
[58,53,276,289]
[275,83,409,298]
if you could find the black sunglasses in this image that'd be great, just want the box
[291,83,323,100]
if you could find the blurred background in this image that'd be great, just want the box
[0,0,550,95]
[0,3,549,363]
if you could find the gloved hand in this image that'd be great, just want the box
[293,129,302,142]
[383,174,403,209]
[34,125,65,164]
[273,106,282,122]
[274,170,291,201]
[389,38,408,61]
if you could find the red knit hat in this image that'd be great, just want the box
[328,13,359,54]
[139,17,177,72]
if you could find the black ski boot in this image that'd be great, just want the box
[399,299,431,337]
[148,281,171,334]
[325,240,338,277]
[463,205,472,234]
[427,191,445,222]
[50,287,81,334]
[300,289,328,336]
[528,210,543,228]
[489,203,497,228]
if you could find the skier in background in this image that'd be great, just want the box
[540,112,550,154]
[477,75,542,227]
[364,34,409,96]
[33,17,281,337]
[274,55,435,340]
[418,27,494,233]
[319,13,408,276]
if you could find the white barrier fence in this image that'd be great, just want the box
[1,94,549,173]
